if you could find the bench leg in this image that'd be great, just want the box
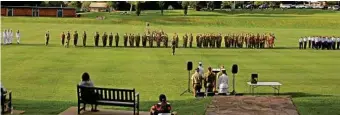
[133,106,135,115]
[78,102,80,114]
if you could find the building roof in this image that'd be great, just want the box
[1,5,76,9]
[89,2,107,8]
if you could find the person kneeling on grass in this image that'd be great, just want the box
[79,72,100,112]
[150,94,175,115]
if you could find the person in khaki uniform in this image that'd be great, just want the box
[191,68,202,97]
[66,31,71,48]
[204,67,216,92]
[115,33,119,47]
[189,33,193,48]
[94,32,99,47]
[183,33,188,48]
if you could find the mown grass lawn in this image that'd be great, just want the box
[1,9,340,115]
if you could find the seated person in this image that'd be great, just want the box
[79,72,99,112]
[1,82,11,114]
[150,94,172,115]
[217,70,229,95]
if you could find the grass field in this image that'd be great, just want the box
[1,9,340,115]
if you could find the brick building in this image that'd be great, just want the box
[1,6,76,17]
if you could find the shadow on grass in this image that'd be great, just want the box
[12,98,211,115]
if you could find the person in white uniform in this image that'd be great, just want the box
[218,69,229,95]
[299,37,303,49]
[9,29,13,44]
[16,30,20,44]
[311,36,315,49]
[303,37,307,49]
[3,30,7,44]
[198,62,204,79]
[308,36,311,48]
[336,37,340,49]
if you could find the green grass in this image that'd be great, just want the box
[1,9,340,115]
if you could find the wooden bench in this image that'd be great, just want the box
[1,89,12,114]
[77,85,139,115]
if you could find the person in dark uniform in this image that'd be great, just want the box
[183,33,188,48]
[164,34,169,48]
[123,33,128,47]
[171,37,176,55]
[175,34,179,48]
[94,32,99,47]
[142,33,147,47]
[149,34,154,48]
[102,32,108,47]
[61,32,65,46]
[73,31,78,46]
[136,33,140,47]
[115,33,119,47]
[196,34,200,48]
[82,31,87,47]
[108,32,113,47]
[45,31,50,46]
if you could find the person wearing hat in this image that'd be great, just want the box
[149,94,172,115]
[45,31,50,46]
[214,65,224,92]
[204,67,216,93]
[198,62,204,79]
[171,35,176,55]
[218,69,229,95]
[191,68,202,97]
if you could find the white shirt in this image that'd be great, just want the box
[2,32,6,38]
[299,38,302,42]
[10,31,13,37]
[16,32,20,38]
[218,74,229,89]
[303,38,307,42]
[198,65,204,78]
[331,37,335,42]
[308,37,310,40]
[337,38,340,42]
[311,37,314,41]
[315,38,318,42]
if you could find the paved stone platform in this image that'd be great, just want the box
[205,96,299,115]
[59,107,149,115]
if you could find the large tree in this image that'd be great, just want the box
[206,1,215,11]
[41,1,65,7]
[81,1,91,11]
[181,1,190,16]
[189,1,201,11]
[221,1,232,9]
[67,1,81,9]
[158,1,165,15]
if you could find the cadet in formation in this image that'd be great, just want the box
[102,32,108,47]
[136,33,140,47]
[123,33,128,47]
[83,31,87,47]
[183,33,188,48]
[142,33,147,47]
[94,32,99,47]
[61,32,65,46]
[109,32,113,47]
[73,31,78,46]
[115,33,119,47]
[45,31,50,46]
[65,31,71,48]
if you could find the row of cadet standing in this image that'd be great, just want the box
[2,29,21,45]
[298,36,340,50]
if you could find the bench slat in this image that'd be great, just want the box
[104,89,108,100]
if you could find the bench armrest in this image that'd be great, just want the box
[135,92,139,103]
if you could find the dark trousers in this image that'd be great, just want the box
[102,39,107,47]
[337,42,340,49]
[308,40,311,48]
[142,41,146,47]
[303,41,307,49]
[312,41,315,49]
[45,38,49,46]
[172,47,175,55]
[95,38,99,47]
[61,38,65,45]
[124,39,127,47]
[74,39,78,46]
[109,39,113,47]
[136,40,140,47]
[299,42,303,49]
[115,40,119,47]
[83,38,86,47]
